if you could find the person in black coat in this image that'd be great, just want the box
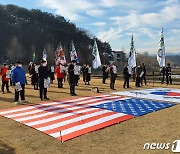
[30,63,39,90]
[38,60,49,100]
[81,64,87,84]
[68,60,77,96]
[166,63,172,85]
[123,65,130,89]
[102,64,109,84]
[85,64,91,85]
[135,65,142,87]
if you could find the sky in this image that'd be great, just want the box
[0,0,180,54]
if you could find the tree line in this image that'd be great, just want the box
[0,4,113,65]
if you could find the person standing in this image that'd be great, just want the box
[110,62,117,90]
[38,60,49,100]
[123,65,130,89]
[160,66,166,84]
[30,63,39,90]
[85,64,91,85]
[102,64,109,84]
[68,60,77,96]
[1,63,11,94]
[140,62,147,86]
[55,63,65,88]
[11,61,27,104]
[81,64,87,84]
[49,66,55,84]
[74,63,81,86]
[166,63,172,85]
[135,65,142,87]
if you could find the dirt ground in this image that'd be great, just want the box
[0,76,179,154]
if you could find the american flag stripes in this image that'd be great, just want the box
[0,95,134,142]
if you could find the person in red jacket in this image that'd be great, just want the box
[55,63,65,88]
[1,63,11,94]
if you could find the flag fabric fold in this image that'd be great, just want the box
[128,35,136,74]
[42,48,47,61]
[157,28,165,67]
[92,38,101,69]
[32,51,36,62]
[55,42,66,65]
[70,40,79,63]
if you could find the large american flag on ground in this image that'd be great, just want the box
[0,95,134,142]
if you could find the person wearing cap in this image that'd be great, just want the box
[110,62,117,90]
[1,63,11,94]
[11,61,27,104]
[68,60,77,96]
[38,60,49,100]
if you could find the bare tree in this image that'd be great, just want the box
[6,36,24,62]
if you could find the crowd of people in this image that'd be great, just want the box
[0,60,172,105]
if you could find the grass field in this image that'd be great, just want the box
[0,76,179,154]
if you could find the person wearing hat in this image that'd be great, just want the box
[1,63,11,94]
[38,60,49,100]
[11,61,27,104]
[68,60,77,96]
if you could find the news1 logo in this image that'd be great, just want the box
[172,140,180,153]
[143,140,180,152]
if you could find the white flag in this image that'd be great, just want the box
[128,34,136,74]
[157,28,165,67]
[42,48,47,61]
[92,39,101,69]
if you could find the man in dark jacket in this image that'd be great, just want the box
[68,60,77,96]
[166,63,172,85]
[123,65,130,89]
[38,60,49,100]
[102,64,109,84]
[11,61,27,105]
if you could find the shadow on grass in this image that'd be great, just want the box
[0,140,15,154]
[0,97,14,103]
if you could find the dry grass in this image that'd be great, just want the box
[0,76,179,154]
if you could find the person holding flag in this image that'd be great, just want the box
[128,34,136,79]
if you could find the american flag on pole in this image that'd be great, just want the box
[0,95,134,142]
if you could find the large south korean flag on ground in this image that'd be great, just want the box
[112,88,180,103]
